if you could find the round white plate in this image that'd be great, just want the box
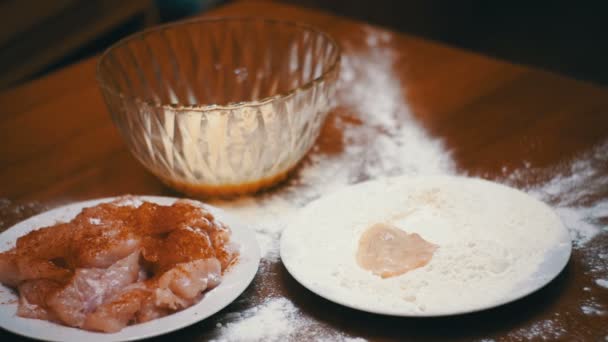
[280,175,572,317]
[0,196,260,341]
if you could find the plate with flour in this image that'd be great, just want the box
[280,175,571,316]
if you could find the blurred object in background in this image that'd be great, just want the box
[156,0,224,22]
[282,0,608,86]
[2,0,608,91]
[0,0,158,90]
[0,0,223,90]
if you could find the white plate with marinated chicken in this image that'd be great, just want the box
[0,196,260,341]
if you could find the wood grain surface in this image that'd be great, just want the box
[0,2,607,341]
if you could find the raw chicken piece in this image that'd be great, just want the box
[68,224,140,268]
[69,204,142,268]
[17,279,62,321]
[3,223,73,283]
[47,251,140,327]
[136,295,170,323]
[15,223,71,260]
[172,200,238,270]
[152,287,191,311]
[83,258,221,332]
[157,258,222,301]
[356,223,438,278]
[0,251,21,287]
[129,202,177,236]
[0,251,71,286]
[74,203,133,225]
[130,201,212,236]
[134,201,236,270]
[0,199,238,333]
[168,201,232,265]
[16,257,72,282]
[83,286,150,333]
[151,228,215,274]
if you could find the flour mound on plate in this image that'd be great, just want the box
[281,176,570,315]
[0,199,238,333]
[356,223,437,278]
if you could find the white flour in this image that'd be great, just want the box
[213,298,298,341]
[212,297,365,342]
[501,142,608,333]
[503,141,608,247]
[281,176,569,315]
[0,28,603,340]
[581,302,606,316]
[208,28,608,340]
[506,317,567,341]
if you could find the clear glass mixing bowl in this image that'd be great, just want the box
[97,17,340,197]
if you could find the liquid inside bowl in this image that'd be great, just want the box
[97,18,340,197]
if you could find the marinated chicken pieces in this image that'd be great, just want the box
[0,200,238,333]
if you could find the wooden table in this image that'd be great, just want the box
[1,1,607,340]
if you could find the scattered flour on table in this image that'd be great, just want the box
[0,53,604,341]
[295,37,454,202]
[506,317,567,341]
[211,30,451,341]
[0,27,603,341]
[207,27,608,340]
[503,141,608,247]
[581,303,606,316]
[501,142,608,335]
[212,298,297,341]
[212,297,365,342]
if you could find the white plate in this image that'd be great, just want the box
[280,175,572,317]
[0,196,260,341]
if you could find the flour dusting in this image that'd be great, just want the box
[504,141,608,247]
[213,298,298,342]
[213,297,365,342]
[507,318,567,341]
[282,176,568,315]
[206,28,608,340]
[0,27,605,341]
[581,303,606,316]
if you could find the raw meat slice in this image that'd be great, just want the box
[0,251,20,287]
[157,258,221,300]
[47,251,140,327]
[15,223,71,260]
[68,223,141,269]
[356,223,437,278]
[152,228,215,274]
[17,279,62,321]
[83,287,149,333]
[16,257,72,282]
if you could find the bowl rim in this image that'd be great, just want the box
[96,16,341,112]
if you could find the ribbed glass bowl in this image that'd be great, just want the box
[97,17,340,197]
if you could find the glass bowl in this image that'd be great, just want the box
[97,17,340,197]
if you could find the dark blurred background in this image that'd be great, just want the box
[1,0,607,90]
